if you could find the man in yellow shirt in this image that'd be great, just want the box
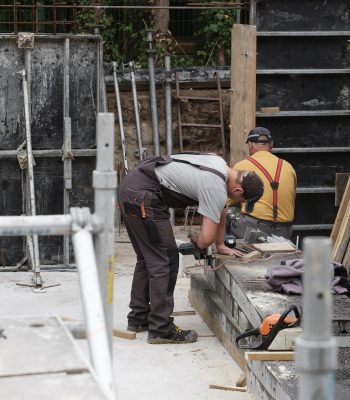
[230,127,297,239]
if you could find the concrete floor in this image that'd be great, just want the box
[0,227,254,400]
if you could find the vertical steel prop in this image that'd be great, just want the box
[146,30,160,156]
[164,53,175,225]
[112,62,128,174]
[93,113,117,350]
[164,53,173,155]
[63,38,72,266]
[129,61,145,160]
[22,63,41,287]
[296,237,337,400]
[99,37,108,113]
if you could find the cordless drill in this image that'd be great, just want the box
[224,208,236,249]
[177,242,213,267]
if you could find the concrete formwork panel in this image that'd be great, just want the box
[0,35,100,266]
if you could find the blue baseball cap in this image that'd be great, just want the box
[246,127,273,144]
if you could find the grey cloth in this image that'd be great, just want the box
[155,154,227,224]
[231,213,293,240]
[265,259,349,295]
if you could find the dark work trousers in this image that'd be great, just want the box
[231,213,293,240]
[117,157,194,338]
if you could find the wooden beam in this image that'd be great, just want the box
[335,173,350,206]
[230,24,256,166]
[330,178,350,256]
[245,351,295,361]
[209,384,247,392]
[342,238,350,273]
[252,242,296,253]
[112,329,136,340]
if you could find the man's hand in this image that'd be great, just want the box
[216,243,245,258]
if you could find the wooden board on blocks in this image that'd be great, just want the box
[252,242,295,253]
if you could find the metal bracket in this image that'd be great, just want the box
[92,171,117,190]
[17,32,35,49]
[134,148,147,159]
[70,207,93,233]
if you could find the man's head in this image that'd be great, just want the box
[227,169,264,212]
[246,127,273,155]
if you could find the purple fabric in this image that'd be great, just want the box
[265,259,349,295]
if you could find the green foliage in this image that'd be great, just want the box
[195,3,236,66]
[76,0,118,63]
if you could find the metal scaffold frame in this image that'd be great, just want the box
[0,112,117,399]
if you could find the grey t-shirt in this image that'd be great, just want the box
[155,154,228,224]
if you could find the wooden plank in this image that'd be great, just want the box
[171,310,196,316]
[236,372,247,387]
[342,239,350,273]
[252,243,296,253]
[332,186,350,262]
[209,384,247,392]
[335,173,350,206]
[242,250,261,262]
[112,329,136,340]
[245,351,295,361]
[331,177,350,245]
[230,24,256,166]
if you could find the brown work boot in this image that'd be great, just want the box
[147,326,198,344]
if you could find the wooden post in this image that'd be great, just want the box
[230,24,256,166]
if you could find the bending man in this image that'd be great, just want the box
[117,153,263,344]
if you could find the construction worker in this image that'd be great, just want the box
[117,153,264,344]
[230,127,297,240]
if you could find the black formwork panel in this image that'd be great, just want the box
[255,0,350,238]
[256,0,350,31]
[256,115,350,148]
[0,160,23,265]
[279,152,350,187]
[257,74,350,111]
[294,193,337,225]
[257,35,350,69]
[0,35,99,265]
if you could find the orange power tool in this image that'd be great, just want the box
[235,305,300,350]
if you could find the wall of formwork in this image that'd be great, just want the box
[253,0,350,238]
[0,34,100,266]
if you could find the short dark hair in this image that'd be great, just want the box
[241,171,264,213]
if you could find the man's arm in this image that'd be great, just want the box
[191,216,219,249]
[215,210,245,257]
[191,211,245,257]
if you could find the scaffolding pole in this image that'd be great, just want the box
[112,62,128,174]
[93,113,117,350]
[63,37,72,267]
[296,237,337,400]
[22,65,41,287]
[146,30,160,156]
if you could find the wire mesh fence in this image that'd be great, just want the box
[0,1,251,66]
